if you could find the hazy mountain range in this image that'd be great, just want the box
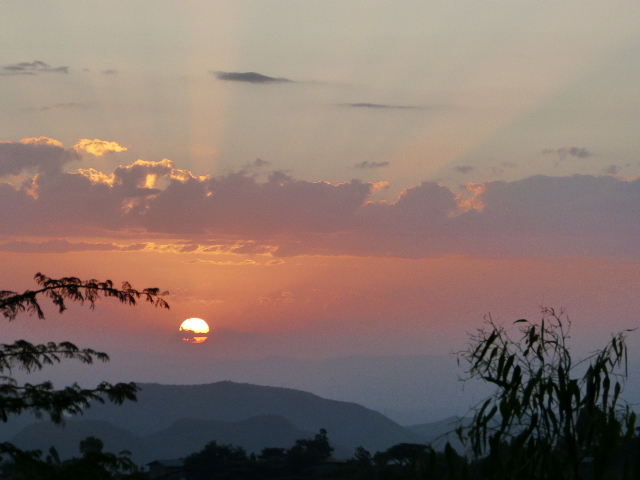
[9,381,462,465]
[15,354,495,425]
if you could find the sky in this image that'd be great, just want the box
[2,1,640,423]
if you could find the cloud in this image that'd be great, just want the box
[74,139,128,156]
[0,137,80,175]
[185,258,260,266]
[243,158,271,170]
[2,154,640,260]
[542,147,593,159]
[102,69,118,75]
[1,61,68,75]
[354,161,390,169]
[0,137,127,177]
[0,239,143,253]
[454,166,474,174]
[341,103,421,109]
[604,165,618,175]
[38,102,84,111]
[212,71,294,84]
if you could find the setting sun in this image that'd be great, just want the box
[180,318,210,344]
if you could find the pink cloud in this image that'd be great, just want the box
[1,154,639,260]
[0,137,80,175]
[0,137,128,177]
[0,239,145,253]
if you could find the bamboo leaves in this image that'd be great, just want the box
[454,307,635,480]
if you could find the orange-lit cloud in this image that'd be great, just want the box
[0,137,79,175]
[1,152,640,260]
[74,138,128,156]
[0,137,127,177]
[19,137,64,147]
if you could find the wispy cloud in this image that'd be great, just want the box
[212,71,294,84]
[38,102,85,111]
[0,239,145,253]
[542,147,593,159]
[355,161,390,169]
[185,258,260,266]
[454,166,474,174]
[341,103,421,109]
[1,60,68,75]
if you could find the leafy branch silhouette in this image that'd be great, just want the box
[0,273,169,424]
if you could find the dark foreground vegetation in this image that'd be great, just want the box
[1,275,638,479]
[4,428,639,480]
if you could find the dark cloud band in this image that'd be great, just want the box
[1,61,68,75]
[341,103,420,109]
[355,161,390,169]
[542,147,592,158]
[213,71,293,84]
[1,152,638,260]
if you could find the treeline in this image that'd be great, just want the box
[0,437,145,480]
[4,427,640,480]
[180,429,464,480]
[172,432,640,480]
[0,428,463,480]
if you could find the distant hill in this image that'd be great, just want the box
[11,381,422,463]
[79,381,422,451]
[407,416,460,442]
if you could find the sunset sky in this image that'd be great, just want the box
[2,2,640,422]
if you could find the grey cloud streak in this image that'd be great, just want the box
[341,103,422,109]
[1,151,639,260]
[355,161,389,169]
[1,61,68,75]
[212,71,294,84]
[0,239,146,254]
[542,147,593,159]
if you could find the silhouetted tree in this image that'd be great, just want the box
[374,443,430,467]
[0,272,169,424]
[455,307,637,480]
[0,436,144,479]
[0,272,168,475]
[288,428,334,470]
[184,441,252,480]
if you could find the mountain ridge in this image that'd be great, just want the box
[11,381,426,463]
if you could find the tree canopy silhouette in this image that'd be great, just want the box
[0,272,169,424]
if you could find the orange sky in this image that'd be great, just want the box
[3,249,639,362]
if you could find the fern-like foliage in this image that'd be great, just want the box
[0,273,169,425]
[0,272,169,321]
